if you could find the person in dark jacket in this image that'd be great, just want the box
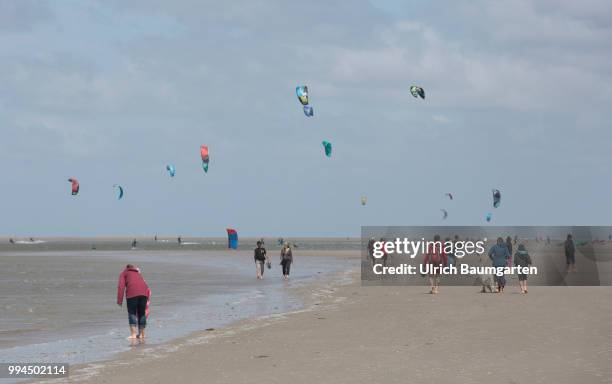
[117,265,150,339]
[489,237,511,293]
[505,236,513,266]
[254,241,268,279]
[564,234,576,272]
[514,244,532,294]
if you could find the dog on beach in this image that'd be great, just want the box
[477,256,495,293]
[478,273,494,293]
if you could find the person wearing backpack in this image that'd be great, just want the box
[514,244,532,294]
[280,243,293,280]
[423,234,447,294]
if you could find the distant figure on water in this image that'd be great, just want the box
[154,235,158,242]
[131,239,137,249]
[564,234,576,273]
[489,237,511,293]
[254,241,268,279]
[8,238,14,244]
[514,244,532,294]
[280,243,293,280]
[117,264,150,340]
[177,236,182,245]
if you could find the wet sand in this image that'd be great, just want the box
[61,260,612,384]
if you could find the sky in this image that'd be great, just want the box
[1,0,612,237]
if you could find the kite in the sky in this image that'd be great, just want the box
[322,141,332,157]
[166,165,176,177]
[486,213,492,222]
[226,228,238,249]
[68,178,79,196]
[492,189,501,208]
[113,184,124,200]
[410,85,425,99]
[441,209,448,220]
[201,145,209,173]
[303,105,314,117]
[361,196,367,206]
[445,193,453,200]
[296,86,309,106]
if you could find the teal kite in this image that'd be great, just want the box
[113,184,124,200]
[322,141,332,157]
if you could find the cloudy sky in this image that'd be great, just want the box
[1,0,611,237]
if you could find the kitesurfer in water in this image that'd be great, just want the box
[117,264,150,340]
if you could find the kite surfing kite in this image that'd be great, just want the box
[68,178,79,196]
[322,141,332,157]
[361,196,367,206]
[303,105,314,117]
[200,145,209,173]
[410,85,425,99]
[492,189,501,208]
[296,86,309,106]
[441,209,448,220]
[166,165,176,177]
[113,184,124,200]
[486,213,492,222]
[226,228,238,249]
[445,193,453,200]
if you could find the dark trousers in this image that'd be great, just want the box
[281,259,292,276]
[126,295,147,328]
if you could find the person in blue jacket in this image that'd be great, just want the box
[489,237,511,293]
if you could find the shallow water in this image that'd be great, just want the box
[0,248,355,368]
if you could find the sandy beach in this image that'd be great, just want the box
[60,256,611,384]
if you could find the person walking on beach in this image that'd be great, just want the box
[505,236,513,267]
[379,238,391,267]
[280,243,293,280]
[423,234,447,294]
[117,264,150,340]
[564,234,576,273]
[489,237,511,293]
[514,244,532,294]
[445,237,456,267]
[254,241,268,279]
[367,237,377,266]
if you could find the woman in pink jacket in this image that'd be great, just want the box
[117,264,150,340]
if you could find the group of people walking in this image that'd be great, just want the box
[254,241,294,280]
[485,237,532,294]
